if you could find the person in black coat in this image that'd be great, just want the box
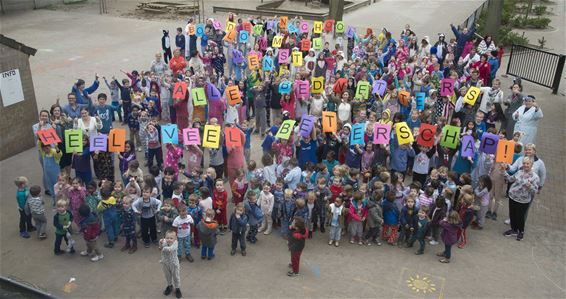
[162,30,172,63]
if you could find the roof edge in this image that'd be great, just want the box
[0,34,37,56]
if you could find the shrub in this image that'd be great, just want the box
[533,5,547,15]
[527,17,551,28]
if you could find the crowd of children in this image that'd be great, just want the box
[20,13,548,294]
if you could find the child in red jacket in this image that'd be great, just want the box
[349,191,368,245]
[78,204,103,262]
[287,217,308,277]
[213,179,228,232]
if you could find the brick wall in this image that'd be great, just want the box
[0,45,39,160]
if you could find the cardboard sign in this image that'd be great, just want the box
[272,35,283,48]
[37,128,61,145]
[278,49,290,64]
[324,19,335,32]
[299,115,315,137]
[440,78,455,96]
[295,80,309,98]
[335,21,345,33]
[322,111,337,133]
[226,21,236,33]
[355,81,370,100]
[207,83,221,101]
[239,30,249,43]
[292,51,303,66]
[460,135,475,158]
[287,23,299,34]
[350,123,366,145]
[334,78,348,94]
[312,37,322,50]
[232,49,244,64]
[301,39,311,52]
[440,125,460,149]
[192,87,207,106]
[311,76,324,94]
[89,134,107,152]
[464,86,481,106]
[496,139,515,164]
[346,26,356,38]
[398,90,411,107]
[415,92,426,110]
[108,128,126,152]
[213,21,222,30]
[395,122,414,145]
[276,120,296,139]
[196,23,205,37]
[65,129,83,153]
[225,85,242,105]
[300,21,309,33]
[267,21,276,31]
[279,81,292,94]
[202,125,221,148]
[480,132,499,154]
[373,123,391,144]
[161,124,179,144]
[253,24,263,36]
[416,123,436,147]
[225,127,242,147]
[173,81,188,99]
[279,16,288,29]
[242,21,252,33]
[313,21,323,33]
[372,80,387,96]
[187,24,196,35]
[248,54,260,70]
[182,128,200,145]
[223,29,237,43]
[263,56,274,71]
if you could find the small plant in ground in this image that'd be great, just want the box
[537,36,546,49]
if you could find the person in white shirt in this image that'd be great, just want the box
[172,204,195,262]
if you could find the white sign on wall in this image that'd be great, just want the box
[0,69,25,107]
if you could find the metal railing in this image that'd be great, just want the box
[506,44,566,94]
[461,0,491,29]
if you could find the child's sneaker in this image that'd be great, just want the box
[54,250,64,255]
[144,243,150,248]
[230,250,236,256]
[334,241,339,247]
[80,250,89,256]
[104,242,114,248]
[415,250,424,255]
[163,285,173,296]
[491,212,498,221]
[504,229,517,237]
[20,231,30,238]
[439,258,450,263]
[186,255,194,262]
[328,240,333,246]
[90,254,103,262]
[429,240,439,245]
[287,271,299,277]
[486,211,492,219]
[175,288,182,298]
[66,247,75,254]
[516,232,524,241]
[504,219,511,225]
[128,245,137,254]
[39,233,47,239]
[241,250,246,256]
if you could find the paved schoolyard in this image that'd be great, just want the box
[1,6,565,299]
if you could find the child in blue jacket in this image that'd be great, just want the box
[245,192,263,244]
[229,203,248,256]
[382,191,400,245]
